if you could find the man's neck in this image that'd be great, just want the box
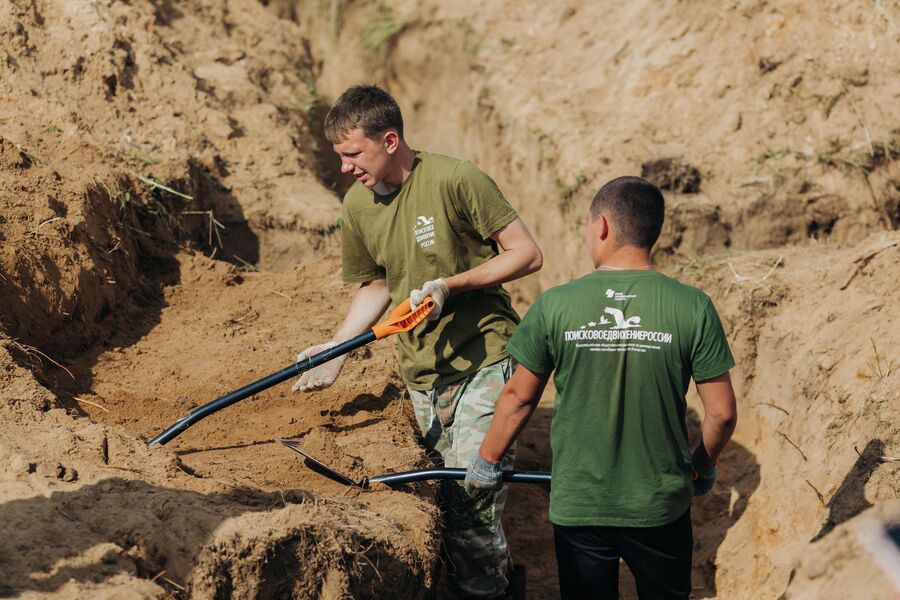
[374,143,416,195]
[596,245,653,270]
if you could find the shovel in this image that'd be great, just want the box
[148,297,436,446]
[278,439,551,488]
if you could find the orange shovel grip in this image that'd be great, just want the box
[372,296,436,340]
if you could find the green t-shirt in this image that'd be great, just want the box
[507,270,735,527]
[340,151,520,390]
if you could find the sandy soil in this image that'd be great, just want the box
[1,0,899,598]
[1,1,437,597]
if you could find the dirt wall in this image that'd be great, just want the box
[291,1,900,597]
[0,1,441,597]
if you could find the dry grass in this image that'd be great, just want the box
[0,333,75,380]
[182,210,225,249]
[137,175,193,201]
[73,396,109,412]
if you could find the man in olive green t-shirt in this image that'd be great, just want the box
[465,176,738,599]
[291,85,542,598]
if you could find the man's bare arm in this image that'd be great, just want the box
[479,365,551,461]
[445,217,543,295]
[332,278,392,342]
[694,371,738,467]
[291,279,391,392]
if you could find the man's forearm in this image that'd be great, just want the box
[697,415,736,466]
[479,365,548,461]
[695,372,738,467]
[480,389,539,461]
[332,279,391,342]
[444,217,542,296]
[446,247,542,295]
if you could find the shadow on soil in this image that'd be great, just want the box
[688,409,760,598]
[6,165,261,418]
[0,476,428,598]
[810,438,886,542]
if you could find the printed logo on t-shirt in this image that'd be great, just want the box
[564,306,673,353]
[606,288,636,301]
[414,215,436,249]
[603,307,641,329]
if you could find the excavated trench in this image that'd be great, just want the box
[0,2,442,598]
[0,137,441,597]
[1,1,898,598]
[287,2,900,598]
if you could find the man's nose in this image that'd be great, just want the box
[341,160,354,174]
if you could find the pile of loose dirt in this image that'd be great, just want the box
[0,329,440,598]
[0,0,440,597]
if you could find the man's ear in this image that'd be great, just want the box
[597,213,611,241]
[383,130,400,154]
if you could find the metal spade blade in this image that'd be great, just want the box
[278,439,361,487]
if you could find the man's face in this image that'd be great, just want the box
[332,128,393,189]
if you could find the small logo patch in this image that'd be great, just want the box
[414,215,436,249]
[606,288,636,301]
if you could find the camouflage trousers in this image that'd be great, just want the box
[407,357,516,599]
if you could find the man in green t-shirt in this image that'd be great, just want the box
[465,176,738,599]
[292,84,543,598]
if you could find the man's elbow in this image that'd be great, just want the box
[721,412,738,432]
[711,408,737,433]
[526,245,543,275]
[501,385,539,411]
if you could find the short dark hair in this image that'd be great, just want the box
[589,176,665,248]
[324,84,404,143]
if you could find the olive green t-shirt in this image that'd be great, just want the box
[507,270,735,527]
[340,151,520,390]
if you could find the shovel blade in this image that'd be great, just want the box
[278,439,361,487]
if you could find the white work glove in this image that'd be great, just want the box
[464,450,504,501]
[291,342,347,392]
[409,278,450,321]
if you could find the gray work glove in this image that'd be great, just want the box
[464,451,503,500]
[410,278,450,321]
[291,342,347,392]
[691,448,719,497]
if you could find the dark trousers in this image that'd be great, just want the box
[553,508,692,600]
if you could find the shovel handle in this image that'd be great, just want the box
[368,468,551,487]
[372,297,435,339]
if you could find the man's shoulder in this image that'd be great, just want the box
[535,272,713,307]
[418,150,463,166]
[531,274,596,309]
[651,271,713,303]
[418,150,492,180]
[341,182,373,211]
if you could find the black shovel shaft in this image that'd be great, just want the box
[369,468,550,487]
[147,331,376,446]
